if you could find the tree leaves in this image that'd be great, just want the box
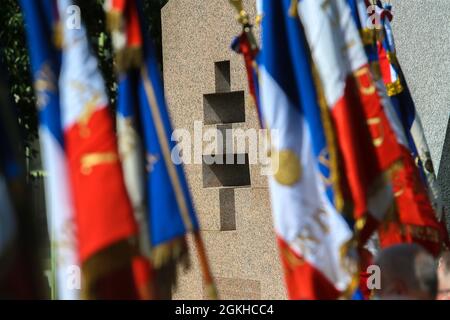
[0,0,168,156]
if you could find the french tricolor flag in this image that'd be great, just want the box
[259,0,355,299]
[299,0,398,235]
[20,0,80,300]
[376,2,444,220]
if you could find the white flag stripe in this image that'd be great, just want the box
[58,0,109,130]
[260,65,353,291]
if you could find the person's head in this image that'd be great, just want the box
[374,244,437,300]
[437,252,450,300]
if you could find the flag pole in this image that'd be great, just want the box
[229,0,263,128]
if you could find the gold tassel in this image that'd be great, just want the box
[105,10,123,32]
[150,237,191,299]
[81,239,137,300]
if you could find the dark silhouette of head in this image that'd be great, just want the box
[437,251,450,300]
[374,244,437,300]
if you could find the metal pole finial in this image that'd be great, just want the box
[229,0,250,25]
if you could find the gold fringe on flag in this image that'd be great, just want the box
[151,236,190,270]
[149,236,190,299]
[150,234,219,300]
[81,239,137,300]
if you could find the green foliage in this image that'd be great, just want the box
[0,0,168,154]
[0,0,38,149]
[144,0,170,64]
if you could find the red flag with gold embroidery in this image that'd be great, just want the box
[58,0,138,299]
[300,0,398,246]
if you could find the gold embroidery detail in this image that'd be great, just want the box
[313,208,330,234]
[296,232,320,256]
[367,117,385,147]
[318,148,332,186]
[354,66,376,96]
[53,22,63,49]
[70,81,102,138]
[282,247,305,268]
[146,153,160,173]
[117,118,138,160]
[80,152,119,175]
[391,167,405,198]
[403,225,440,243]
[359,28,384,46]
[339,216,366,299]
[255,14,263,25]
[386,78,404,97]
[360,28,375,46]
